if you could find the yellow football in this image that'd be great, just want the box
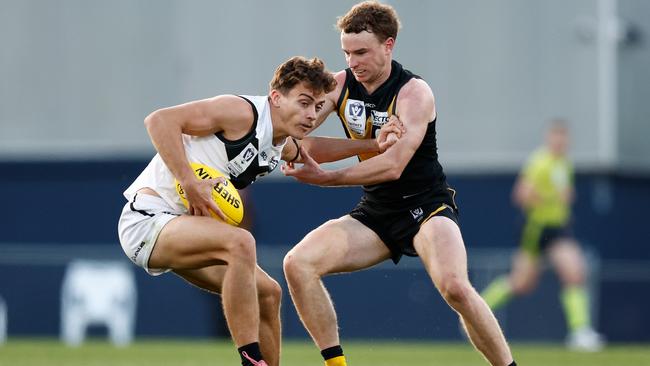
[175,163,244,226]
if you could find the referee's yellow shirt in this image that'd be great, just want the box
[521,148,573,225]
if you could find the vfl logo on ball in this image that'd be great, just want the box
[344,99,367,137]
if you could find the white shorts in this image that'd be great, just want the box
[117,193,180,276]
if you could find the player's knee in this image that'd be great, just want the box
[439,277,472,308]
[282,251,302,280]
[283,250,313,283]
[258,278,282,313]
[226,229,257,265]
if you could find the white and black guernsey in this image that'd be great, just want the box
[336,60,448,204]
[124,95,285,213]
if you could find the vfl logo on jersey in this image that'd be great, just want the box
[410,207,424,222]
[227,143,258,177]
[345,99,366,137]
[371,110,389,127]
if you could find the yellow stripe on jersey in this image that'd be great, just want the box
[387,94,396,115]
[337,88,349,126]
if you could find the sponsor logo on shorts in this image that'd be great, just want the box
[410,207,424,221]
[131,241,146,262]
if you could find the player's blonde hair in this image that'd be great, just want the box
[336,1,401,42]
[270,56,336,96]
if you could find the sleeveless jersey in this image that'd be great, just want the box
[336,60,448,203]
[124,95,285,212]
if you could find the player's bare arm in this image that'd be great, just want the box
[283,78,432,186]
[281,119,404,165]
[144,95,254,218]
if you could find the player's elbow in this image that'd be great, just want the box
[144,110,162,130]
[384,166,403,181]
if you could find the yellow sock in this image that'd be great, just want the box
[561,285,590,331]
[481,275,512,310]
[325,355,347,366]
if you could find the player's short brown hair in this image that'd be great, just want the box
[336,1,401,42]
[270,56,336,96]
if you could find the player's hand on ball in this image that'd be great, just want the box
[183,176,228,221]
[377,115,405,153]
[176,163,244,225]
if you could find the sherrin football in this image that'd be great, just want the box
[175,163,244,226]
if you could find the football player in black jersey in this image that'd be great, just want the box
[282,2,516,366]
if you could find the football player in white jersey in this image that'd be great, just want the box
[118,56,402,366]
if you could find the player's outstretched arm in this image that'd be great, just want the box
[281,117,404,164]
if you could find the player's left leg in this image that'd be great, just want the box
[414,216,515,366]
[482,248,542,310]
[174,265,282,366]
[548,238,604,351]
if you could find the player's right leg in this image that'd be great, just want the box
[548,239,604,351]
[149,215,261,350]
[174,265,282,366]
[283,215,391,365]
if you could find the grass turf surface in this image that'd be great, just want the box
[1,339,649,365]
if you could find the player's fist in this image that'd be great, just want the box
[377,115,405,153]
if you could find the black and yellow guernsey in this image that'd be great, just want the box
[336,60,448,204]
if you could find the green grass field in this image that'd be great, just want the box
[1,339,649,366]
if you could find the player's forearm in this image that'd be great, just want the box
[144,112,195,184]
[302,136,378,163]
[322,156,401,186]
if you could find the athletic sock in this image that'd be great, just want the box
[507,361,517,366]
[481,275,513,310]
[561,285,590,331]
[322,345,347,366]
[238,342,264,366]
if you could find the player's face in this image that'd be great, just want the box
[547,127,569,156]
[277,83,326,139]
[341,31,393,85]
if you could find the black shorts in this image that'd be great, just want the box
[519,218,574,256]
[349,187,459,264]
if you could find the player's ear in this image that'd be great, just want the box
[384,37,395,53]
[269,89,282,108]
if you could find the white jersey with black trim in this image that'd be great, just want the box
[123,95,286,213]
